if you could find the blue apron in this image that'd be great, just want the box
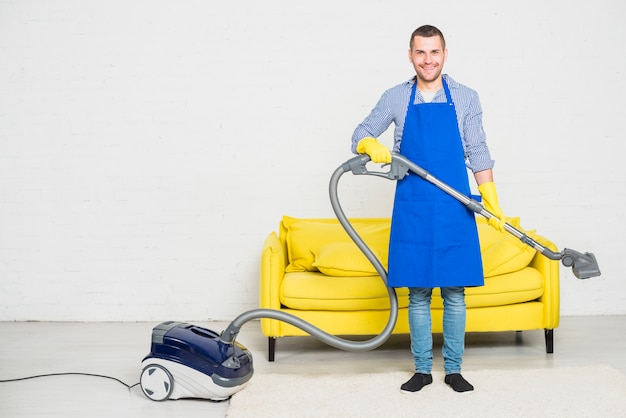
[387,78,484,288]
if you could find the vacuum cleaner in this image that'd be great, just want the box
[139,321,254,401]
[140,153,601,401]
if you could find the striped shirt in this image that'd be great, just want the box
[351,74,495,173]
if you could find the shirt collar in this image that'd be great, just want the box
[407,74,456,88]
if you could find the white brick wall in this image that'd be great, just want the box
[0,0,624,321]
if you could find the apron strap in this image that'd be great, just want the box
[442,77,454,106]
[410,79,418,104]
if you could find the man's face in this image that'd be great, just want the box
[408,35,448,85]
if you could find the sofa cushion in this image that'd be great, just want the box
[312,242,388,277]
[282,216,390,273]
[432,267,544,308]
[280,267,543,311]
[282,216,537,277]
[281,271,409,311]
[477,217,538,277]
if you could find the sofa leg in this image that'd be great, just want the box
[268,337,276,362]
[545,329,554,354]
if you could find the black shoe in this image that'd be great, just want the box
[400,373,433,393]
[444,373,474,393]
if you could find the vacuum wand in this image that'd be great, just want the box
[342,153,601,280]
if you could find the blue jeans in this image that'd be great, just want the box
[408,287,466,375]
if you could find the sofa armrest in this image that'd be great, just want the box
[260,231,286,310]
[259,232,286,337]
[528,235,561,329]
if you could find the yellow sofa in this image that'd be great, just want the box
[260,215,560,361]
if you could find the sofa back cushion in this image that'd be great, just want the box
[312,242,388,276]
[281,216,390,273]
[281,216,539,278]
[477,217,538,277]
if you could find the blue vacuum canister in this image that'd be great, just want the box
[140,321,253,401]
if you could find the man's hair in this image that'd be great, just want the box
[409,25,446,50]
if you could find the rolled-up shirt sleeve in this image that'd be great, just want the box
[351,89,397,154]
[461,90,495,173]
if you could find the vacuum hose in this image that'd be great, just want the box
[220,155,398,350]
[221,152,600,348]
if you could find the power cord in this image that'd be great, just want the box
[0,373,140,390]
[1,372,232,402]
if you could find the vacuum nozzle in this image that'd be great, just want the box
[560,248,601,279]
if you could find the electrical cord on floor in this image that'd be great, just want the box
[1,372,233,403]
[0,372,231,403]
[0,373,140,390]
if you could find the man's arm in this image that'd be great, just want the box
[351,91,395,154]
[473,169,493,186]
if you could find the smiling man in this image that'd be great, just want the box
[351,25,507,393]
[409,32,447,90]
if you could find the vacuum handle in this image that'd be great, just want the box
[387,154,562,258]
[342,153,600,279]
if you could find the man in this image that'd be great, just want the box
[352,25,506,393]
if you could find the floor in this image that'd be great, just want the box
[1,316,625,417]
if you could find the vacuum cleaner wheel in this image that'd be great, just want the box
[140,364,174,401]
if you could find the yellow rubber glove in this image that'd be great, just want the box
[356,137,392,164]
[478,182,507,232]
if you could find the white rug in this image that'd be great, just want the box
[227,365,626,418]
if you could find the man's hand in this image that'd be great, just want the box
[478,181,506,232]
[356,137,392,164]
